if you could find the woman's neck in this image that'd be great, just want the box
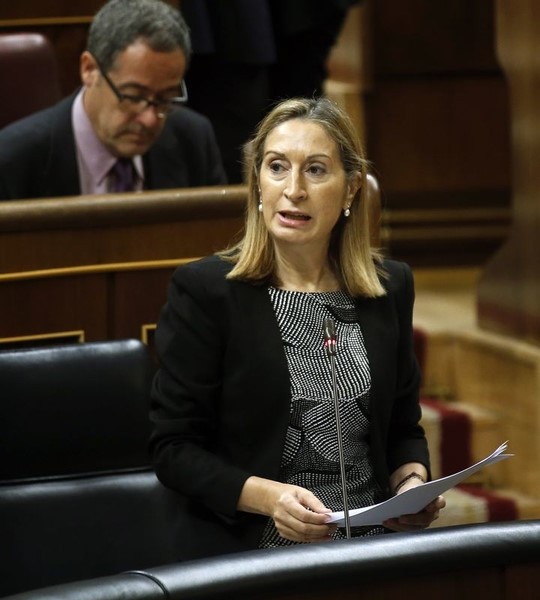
[273,247,341,292]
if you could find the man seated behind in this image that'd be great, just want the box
[0,0,227,200]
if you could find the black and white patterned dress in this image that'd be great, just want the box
[259,287,385,548]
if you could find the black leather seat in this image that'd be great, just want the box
[0,340,185,597]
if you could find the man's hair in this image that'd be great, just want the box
[87,0,191,71]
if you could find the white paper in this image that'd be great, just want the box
[329,441,512,527]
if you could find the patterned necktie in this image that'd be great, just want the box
[112,158,135,192]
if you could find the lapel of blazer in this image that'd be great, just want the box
[354,293,396,429]
[44,94,81,197]
[230,280,292,478]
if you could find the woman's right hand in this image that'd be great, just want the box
[238,476,337,543]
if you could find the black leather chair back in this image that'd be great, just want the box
[0,339,153,480]
[0,340,185,597]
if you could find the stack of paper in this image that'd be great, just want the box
[330,441,512,527]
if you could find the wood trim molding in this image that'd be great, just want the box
[0,17,93,28]
[141,324,156,345]
[0,185,248,233]
[0,257,199,283]
[0,330,85,347]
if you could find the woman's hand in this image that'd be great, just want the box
[383,487,446,532]
[384,462,446,531]
[270,483,338,543]
[238,476,337,543]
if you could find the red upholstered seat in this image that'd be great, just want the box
[0,32,62,129]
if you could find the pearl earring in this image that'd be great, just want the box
[344,207,351,218]
[258,200,263,213]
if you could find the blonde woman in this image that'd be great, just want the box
[150,97,444,560]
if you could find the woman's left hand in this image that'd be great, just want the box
[382,492,446,532]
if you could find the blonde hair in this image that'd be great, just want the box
[219,97,386,298]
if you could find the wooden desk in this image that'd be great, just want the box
[0,186,246,348]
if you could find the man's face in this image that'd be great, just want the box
[80,40,187,157]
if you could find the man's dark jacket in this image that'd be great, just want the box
[0,94,226,200]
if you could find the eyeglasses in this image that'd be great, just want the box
[95,58,188,119]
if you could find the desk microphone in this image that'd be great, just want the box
[323,317,351,539]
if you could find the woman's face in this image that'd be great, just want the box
[258,118,358,255]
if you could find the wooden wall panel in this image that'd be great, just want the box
[505,564,539,600]
[477,0,540,344]
[112,267,175,340]
[0,265,178,352]
[0,274,108,346]
[362,0,511,267]
[367,78,510,203]
[371,0,499,75]
[0,216,241,272]
[369,75,512,265]
[0,0,178,19]
[245,567,504,600]
[0,1,101,19]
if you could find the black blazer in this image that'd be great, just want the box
[150,255,429,559]
[0,94,226,200]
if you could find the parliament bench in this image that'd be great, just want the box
[1,341,538,598]
[3,519,540,600]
